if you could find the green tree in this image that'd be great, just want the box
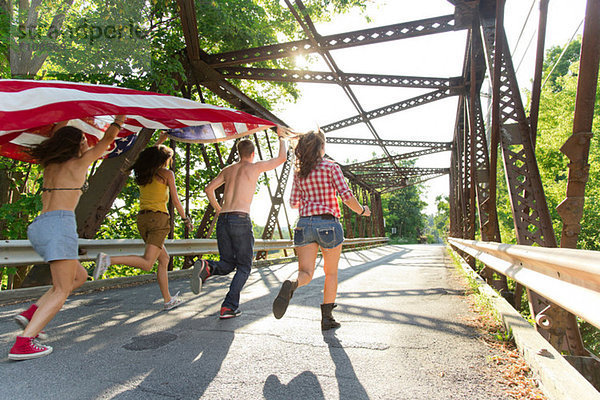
[542,38,581,92]
[381,184,427,242]
[431,194,449,240]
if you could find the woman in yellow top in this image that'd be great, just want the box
[94,132,193,310]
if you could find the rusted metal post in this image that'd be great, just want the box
[184,143,191,239]
[448,145,459,238]
[364,190,373,237]
[352,182,360,238]
[557,0,600,249]
[167,140,176,241]
[342,203,353,239]
[253,133,288,259]
[480,7,587,355]
[487,0,505,240]
[529,0,550,146]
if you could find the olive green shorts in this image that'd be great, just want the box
[137,211,171,248]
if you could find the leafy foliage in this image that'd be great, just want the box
[542,39,581,92]
[382,184,427,242]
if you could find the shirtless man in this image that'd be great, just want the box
[190,128,288,319]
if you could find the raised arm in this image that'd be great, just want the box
[156,131,169,146]
[79,115,125,167]
[204,171,226,214]
[255,127,288,173]
[163,169,194,231]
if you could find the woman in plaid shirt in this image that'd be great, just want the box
[272,130,371,330]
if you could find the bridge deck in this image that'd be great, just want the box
[1,245,519,399]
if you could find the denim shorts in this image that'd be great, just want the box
[293,216,344,249]
[27,210,79,262]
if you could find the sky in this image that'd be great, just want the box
[249,0,589,231]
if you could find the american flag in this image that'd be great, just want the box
[0,79,275,163]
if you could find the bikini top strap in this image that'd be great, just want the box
[41,180,89,193]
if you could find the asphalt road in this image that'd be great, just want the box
[0,245,515,399]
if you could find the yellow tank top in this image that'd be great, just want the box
[139,177,169,213]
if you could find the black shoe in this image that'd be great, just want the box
[190,259,211,295]
[273,280,297,319]
[219,307,241,319]
[321,303,341,331]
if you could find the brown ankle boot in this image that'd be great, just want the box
[320,303,341,331]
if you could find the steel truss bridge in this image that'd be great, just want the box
[19,0,600,389]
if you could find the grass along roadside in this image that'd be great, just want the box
[447,247,546,399]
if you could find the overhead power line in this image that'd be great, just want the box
[541,18,584,89]
[512,0,537,56]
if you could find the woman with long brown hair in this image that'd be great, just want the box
[93,132,192,310]
[272,130,371,330]
[9,116,124,360]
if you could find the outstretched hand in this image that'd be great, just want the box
[157,131,169,145]
[276,125,300,140]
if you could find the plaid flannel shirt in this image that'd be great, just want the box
[290,159,353,218]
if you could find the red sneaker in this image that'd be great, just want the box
[15,306,48,341]
[219,307,241,319]
[9,336,53,361]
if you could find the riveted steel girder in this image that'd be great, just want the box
[321,89,454,133]
[381,173,448,193]
[480,9,585,355]
[326,137,452,148]
[217,67,464,90]
[481,19,555,248]
[558,0,600,249]
[348,145,451,169]
[464,25,501,244]
[352,167,449,175]
[206,15,464,67]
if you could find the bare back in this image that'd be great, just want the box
[40,158,89,213]
[219,161,261,214]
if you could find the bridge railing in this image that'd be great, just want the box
[0,237,390,268]
[448,237,600,331]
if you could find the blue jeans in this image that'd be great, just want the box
[207,212,255,310]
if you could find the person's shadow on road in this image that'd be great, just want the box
[323,331,369,400]
[263,371,325,400]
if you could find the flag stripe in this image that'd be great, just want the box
[0,80,276,163]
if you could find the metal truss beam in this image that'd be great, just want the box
[321,89,454,133]
[217,67,464,89]
[206,14,464,67]
[326,137,452,148]
[481,10,585,355]
[465,29,500,244]
[348,145,451,169]
[381,173,448,193]
[352,167,449,175]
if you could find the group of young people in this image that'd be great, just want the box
[8,117,370,361]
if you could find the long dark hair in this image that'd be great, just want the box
[27,126,83,167]
[295,130,325,179]
[130,145,173,186]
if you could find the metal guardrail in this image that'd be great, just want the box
[448,237,600,331]
[0,237,389,267]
